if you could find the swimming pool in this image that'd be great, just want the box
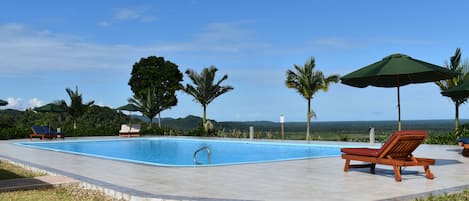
[18,138,342,167]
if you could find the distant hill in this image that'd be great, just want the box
[134,115,217,131]
[0,109,23,117]
[161,115,217,131]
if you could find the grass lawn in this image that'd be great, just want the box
[0,161,45,180]
[0,187,124,201]
[0,160,124,201]
[416,190,469,201]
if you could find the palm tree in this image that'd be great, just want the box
[183,66,234,129]
[128,88,175,128]
[61,86,94,129]
[286,57,339,141]
[435,48,469,129]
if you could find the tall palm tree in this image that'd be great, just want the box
[61,86,94,129]
[128,88,175,128]
[183,66,234,129]
[286,57,339,141]
[435,48,469,129]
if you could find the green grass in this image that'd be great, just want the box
[0,186,124,201]
[0,161,45,180]
[0,160,124,201]
[415,190,469,201]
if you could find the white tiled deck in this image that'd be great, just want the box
[1,137,468,201]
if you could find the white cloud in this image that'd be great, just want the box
[28,98,43,108]
[95,101,112,108]
[98,21,111,27]
[314,37,358,49]
[151,21,268,53]
[5,97,43,110]
[0,21,267,75]
[5,97,21,108]
[0,23,139,74]
[113,7,158,23]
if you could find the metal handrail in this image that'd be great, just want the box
[193,145,211,165]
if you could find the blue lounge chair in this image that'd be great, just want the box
[30,126,64,140]
[458,137,469,157]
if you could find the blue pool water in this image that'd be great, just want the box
[18,138,342,167]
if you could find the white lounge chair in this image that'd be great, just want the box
[119,124,141,137]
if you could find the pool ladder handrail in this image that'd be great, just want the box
[193,145,211,165]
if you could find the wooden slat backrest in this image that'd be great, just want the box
[377,130,427,159]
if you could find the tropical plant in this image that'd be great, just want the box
[60,86,94,129]
[128,88,176,128]
[285,57,340,141]
[183,66,234,130]
[435,48,469,129]
[128,56,183,127]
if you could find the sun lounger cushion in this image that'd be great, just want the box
[32,126,57,135]
[340,148,380,157]
[458,137,469,144]
[30,125,63,140]
[130,124,140,133]
[119,124,131,133]
[32,126,46,134]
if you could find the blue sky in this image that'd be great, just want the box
[1,0,469,122]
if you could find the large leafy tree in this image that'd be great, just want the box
[60,86,95,129]
[435,48,469,129]
[183,66,233,129]
[286,57,339,141]
[128,56,183,127]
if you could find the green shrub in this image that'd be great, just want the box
[426,132,457,145]
[61,126,119,137]
[0,127,30,140]
[185,122,220,137]
[141,126,180,136]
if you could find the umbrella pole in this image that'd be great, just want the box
[129,111,132,126]
[397,86,401,131]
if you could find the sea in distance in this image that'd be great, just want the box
[158,116,464,135]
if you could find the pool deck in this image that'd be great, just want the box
[0,136,468,201]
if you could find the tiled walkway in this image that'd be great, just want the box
[0,137,468,201]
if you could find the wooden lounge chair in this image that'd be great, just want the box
[457,137,469,157]
[119,124,141,137]
[341,130,435,182]
[30,126,64,140]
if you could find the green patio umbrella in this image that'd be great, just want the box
[341,53,458,131]
[441,82,469,99]
[34,103,66,132]
[116,103,143,112]
[0,99,7,106]
[115,103,143,125]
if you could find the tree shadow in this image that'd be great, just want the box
[0,169,28,180]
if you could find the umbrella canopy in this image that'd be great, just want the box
[115,103,143,112]
[34,103,67,113]
[0,99,7,106]
[341,53,458,131]
[442,82,469,99]
[116,103,143,125]
[33,103,66,132]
